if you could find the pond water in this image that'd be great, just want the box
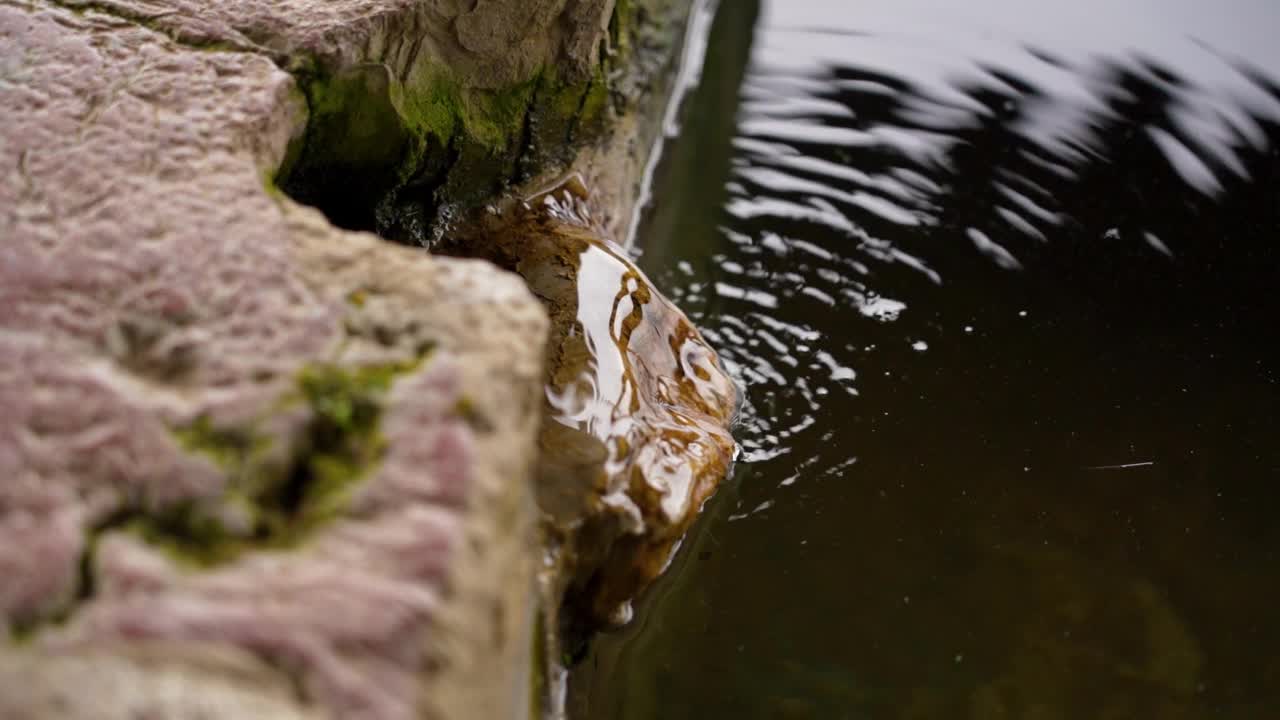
[570,1,1280,718]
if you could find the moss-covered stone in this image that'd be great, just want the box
[145,357,424,569]
[288,359,415,522]
[128,501,249,567]
[277,10,643,244]
[576,65,612,138]
[282,63,415,231]
[173,416,258,475]
[610,0,637,60]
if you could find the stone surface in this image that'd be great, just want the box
[54,0,615,88]
[1,2,548,718]
[46,0,634,243]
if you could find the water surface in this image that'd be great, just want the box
[573,1,1280,717]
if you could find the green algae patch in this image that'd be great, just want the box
[518,69,593,177]
[307,64,409,173]
[280,53,614,242]
[128,501,250,567]
[282,63,416,231]
[458,78,540,152]
[272,358,423,530]
[610,0,637,57]
[398,66,465,147]
[173,416,263,475]
[291,363,396,502]
[400,63,541,153]
[144,358,423,570]
[576,65,612,138]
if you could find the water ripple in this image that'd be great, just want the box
[651,0,1280,470]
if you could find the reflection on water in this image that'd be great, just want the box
[573,0,1280,718]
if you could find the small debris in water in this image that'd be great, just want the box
[1086,461,1156,470]
[1144,231,1174,257]
[911,340,929,352]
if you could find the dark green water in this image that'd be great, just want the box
[573,1,1280,718]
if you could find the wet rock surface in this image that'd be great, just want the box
[1,2,548,718]
[440,183,737,638]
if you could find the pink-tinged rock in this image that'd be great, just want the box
[50,0,613,88]
[0,3,548,719]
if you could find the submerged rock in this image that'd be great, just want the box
[441,181,738,633]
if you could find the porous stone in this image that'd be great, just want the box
[1,3,548,719]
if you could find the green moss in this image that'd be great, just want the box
[577,65,612,133]
[398,67,462,146]
[462,78,540,150]
[515,62,622,183]
[261,168,288,205]
[173,416,253,473]
[285,60,544,233]
[610,0,637,60]
[519,69,590,177]
[148,357,423,568]
[129,501,248,567]
[11,350,418,631]
[544,71,592,121]
[307,64,410,173]
[299,359,420,425]
[279,358,423,529]
[282,49,616,239]
[399,64,541,153]
[163,418,273,567]
[282,64,414,230]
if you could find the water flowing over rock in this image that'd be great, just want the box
[440,183,738,637]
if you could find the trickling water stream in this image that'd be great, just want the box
[572,0,1280,717]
